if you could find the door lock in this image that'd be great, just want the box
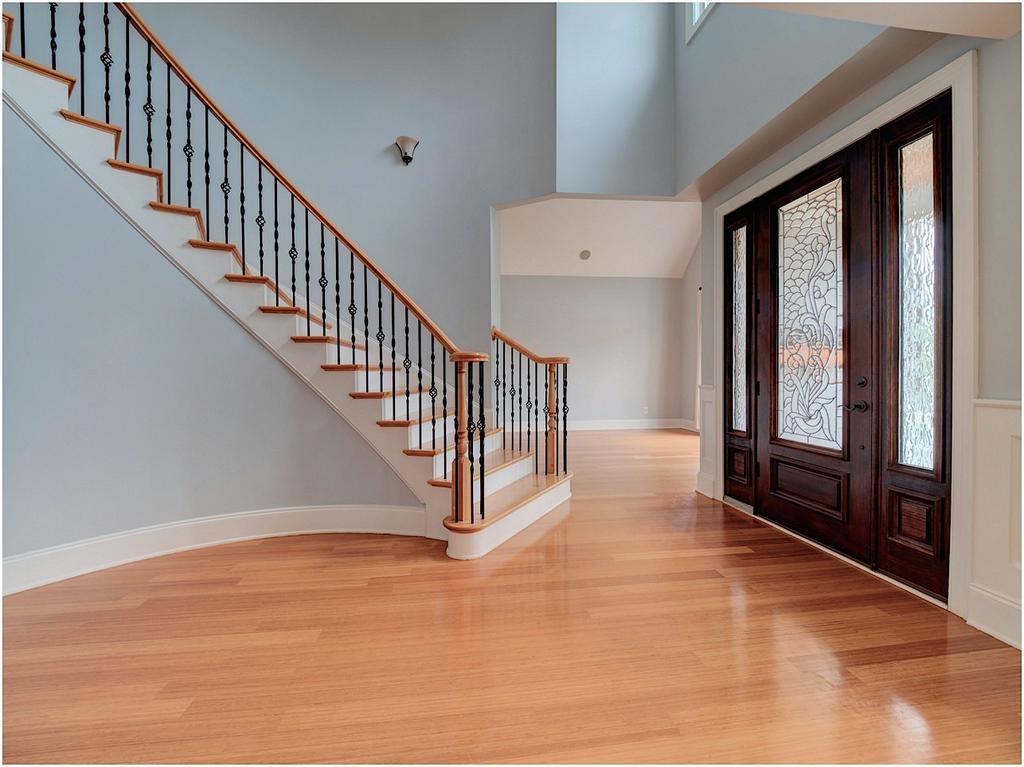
[843,400,870,412]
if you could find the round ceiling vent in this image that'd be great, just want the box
[579,249,592,261]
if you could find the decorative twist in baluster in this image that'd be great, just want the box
[304,209,311,334]
[546,362,558,475]
[478,360,486,520]
[467,362,476,523]
[403,309,411,423]
[238,140,246,265]
[48,3,56,70]
[543,366,550,475]
[123,14,129,161]
[203,106,210,227]
[144,42,154,167]
[333,240,341,363]
[256,163,264,274]
[348,252,357,365]
[183,87,193,206]
[375,280,384,391]
[319,223,328,334]
[221,125,230,243]
[518,351,524,452]
[288,195,297,305]
[562,363,569,473]
[77,3,85,114]
[430,336,437,449]
[100,3,112,123]
[165,64,171,202]
[509,350,516,449]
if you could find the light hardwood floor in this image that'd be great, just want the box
[3,430,1020,763]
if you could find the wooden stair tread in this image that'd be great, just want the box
[426,448,534,488]
[403,427,502,456]
[290,335,364,349]
[61,109,121,153]
[444,472,572,532]
[350,387,427,400]
[258,305,332,329]
[3,51,76,95]
[377,408,457,428]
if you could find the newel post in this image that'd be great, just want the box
[450,352,488,523]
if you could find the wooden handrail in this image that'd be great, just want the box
[491,327,569,365]
[116,3,466,355]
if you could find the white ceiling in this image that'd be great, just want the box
[753,3,1021,39]
[499,198,701,279]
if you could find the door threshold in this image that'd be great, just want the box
[721,495,950,612]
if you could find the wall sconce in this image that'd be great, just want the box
[394,135,419,166]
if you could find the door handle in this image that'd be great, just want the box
[842,400,869,413]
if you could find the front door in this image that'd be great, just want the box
[725,93,953,598]
[753,138,876,563]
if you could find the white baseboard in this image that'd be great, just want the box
[569,418,695,431]
[2,504,426,595]
[967,584,1022,649]
[696,471,715,497]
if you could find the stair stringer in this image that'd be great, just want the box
[3,61,461,540]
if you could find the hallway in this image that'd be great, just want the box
[3,430,1020,763]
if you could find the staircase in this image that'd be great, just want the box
[1,4,571,560]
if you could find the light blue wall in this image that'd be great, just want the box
[3,107,419,557]
[556,3,676,196]
[132,2,557,357]
[674,3,884,192]
[697,33,1022,400]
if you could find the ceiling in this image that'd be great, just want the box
[752,3,1021,39]
[499,197,701,279]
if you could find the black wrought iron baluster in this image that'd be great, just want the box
[273,178,280,305]
[518,351,523,451]
[430,336,436,450]
[348,252,357,365]
[239,139,246,265]
[203,106,210,228]
[19,3,25,58]
[319,223,328,334]
[417,322,423,447]
[501,341,507,449]
[453,366,460,517]
[526,359,532,459]
[123,14,129,161]
[554,364,560,476]
[493,337,499,443]
[333,239,341,363]
[562,363,569,473]
[467,362,476,524]
[100,4,111,123]
[288,195,297,305]
[48,3,56,70]
[362,265,369,392]
[533,361,539,473]
[77,3,85,114]
[183,87,193,206]
[221,124,230,244]
[442,360,448,479]
[375,280,384,391]
[509,348,515,450]
[304,209,311,335]
[478,360,486,520]
[165,64,171,202]
[387,292,395,419]
[256,163,264,274]
[403,308,411,423]
[544,365,549,475]
[144,41,153,167]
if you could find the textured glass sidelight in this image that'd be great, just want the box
[897,133,937,470]
[776,177,844,450]
[731,226,748,432]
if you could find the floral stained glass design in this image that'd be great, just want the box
[898,133,937,470]
[732,226,748,432]
[776,178,844,450]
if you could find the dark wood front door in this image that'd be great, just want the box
[725,93,953,598]
[753,137,876,563]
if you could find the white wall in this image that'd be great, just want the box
[2,107,419,558]
[556,3,676,196]
[500,275,688,427]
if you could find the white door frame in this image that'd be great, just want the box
[702,51,978,619]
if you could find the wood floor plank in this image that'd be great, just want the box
[3,430,1020,763]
